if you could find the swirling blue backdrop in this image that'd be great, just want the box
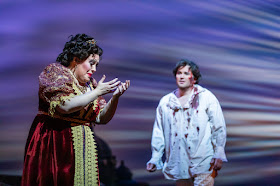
[0,1,280,185]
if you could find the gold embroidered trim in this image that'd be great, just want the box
[72,125,99,186]
[72,80,87,94]
[72,125,84,186]
[49,93,75,116]
[84,126,99,185]
[48,81,86,117]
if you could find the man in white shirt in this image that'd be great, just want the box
[146,59,227,186]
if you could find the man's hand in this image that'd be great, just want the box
[209,158,223,178]
[146,163,156,172]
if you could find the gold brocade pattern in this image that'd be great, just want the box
[71,125,99,186]
[84,126,99,185]
[39,63,76,116]
[70,75,100,186]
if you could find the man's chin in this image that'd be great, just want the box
[178,85,187,89]
[177,85,193,90]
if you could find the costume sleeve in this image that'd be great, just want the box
[207,93,228,162]
[91,77,107,112]
[147,103,165,169]
[82,78,107,123]
[39,63,76,116]
[84,96,106,123]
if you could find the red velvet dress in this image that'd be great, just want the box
[22,63,106,186]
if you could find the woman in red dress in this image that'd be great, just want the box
[21,34,130,186]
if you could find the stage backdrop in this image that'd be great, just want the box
[0,1,280,185]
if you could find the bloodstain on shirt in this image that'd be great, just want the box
[173,108,179,117]
[192,95,199,109]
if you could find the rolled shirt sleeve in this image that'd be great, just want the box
[207,93,227,162]
[147,104,165,169]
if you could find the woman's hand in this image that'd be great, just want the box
[113,80,130,97]
[96,79,130,124]
[95,75,120,96]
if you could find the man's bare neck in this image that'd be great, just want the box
[176,86,194,98]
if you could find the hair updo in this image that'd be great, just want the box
[56,33,103,67]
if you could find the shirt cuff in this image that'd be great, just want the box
[213,146,228,162]
[147,158,164,170]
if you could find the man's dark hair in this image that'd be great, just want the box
[172,59,202,84]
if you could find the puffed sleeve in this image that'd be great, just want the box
[39,63,76,116]
[147,102,165,170]
[207,92,227,162]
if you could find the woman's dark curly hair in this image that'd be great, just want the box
[172,59,202,84]
[56,33,103,67]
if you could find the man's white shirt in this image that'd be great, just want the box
[147,85,227,180]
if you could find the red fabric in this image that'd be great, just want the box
[22,114,75,186]
[22,63,106,186]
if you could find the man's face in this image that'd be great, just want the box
[176,65,196,89]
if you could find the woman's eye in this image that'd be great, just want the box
[89,61,95,66]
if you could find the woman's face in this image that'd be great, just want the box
[74,54,100,85]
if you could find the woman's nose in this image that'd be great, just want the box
[91,65,96,72]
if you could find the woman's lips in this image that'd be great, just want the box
[87,73,92,77]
